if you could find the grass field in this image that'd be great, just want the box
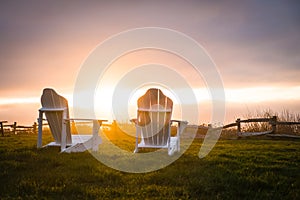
[0,132,299,199]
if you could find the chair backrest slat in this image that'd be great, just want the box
[137,88,173,146]
[41,88,72,144]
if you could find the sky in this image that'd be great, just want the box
[0,0,300,125]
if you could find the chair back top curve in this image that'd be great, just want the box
[41,88,68,109]
[137,88,173,146]
[41,88,71,144]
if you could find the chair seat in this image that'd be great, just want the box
[137,137,179,156]
[46,135,94,147]
[137,136,178,149]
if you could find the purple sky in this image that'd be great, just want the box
[0,0,300,124]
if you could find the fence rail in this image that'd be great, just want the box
[0,121,37,136]
[223,116,300,135]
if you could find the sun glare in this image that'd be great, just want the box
[93,84,183,122]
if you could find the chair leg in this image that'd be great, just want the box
[176,138,180,152]
[134,126,139,153]
[134,147,139,153]
[168,146,175,156]
[168,139,176,156]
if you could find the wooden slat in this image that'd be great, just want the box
[39,108,66,112]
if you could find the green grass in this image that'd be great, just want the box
[0,133,299,199]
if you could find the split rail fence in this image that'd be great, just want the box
[0,121,38,136]
[222,116,300,135]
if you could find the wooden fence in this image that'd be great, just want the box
[0,121,37,136]
[223,116,300,135]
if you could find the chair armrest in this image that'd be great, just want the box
[130,118,138,124]
[39,107,66,112]
[65,118,107,121]
[65,118,108,125]
[171,120,188,125]
[170,120,188,136]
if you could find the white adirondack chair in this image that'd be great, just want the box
[37,88,106,153]
[131,88,188,156]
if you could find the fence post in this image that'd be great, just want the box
[271,116,277,133]
[236,118,241,133]
[0,122,4,136]
[33,122,37,134]
[13,122,17,134]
